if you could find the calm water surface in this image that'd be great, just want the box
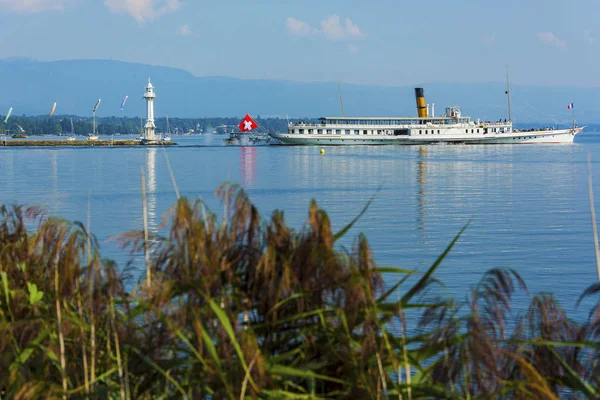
[2,133,600,314]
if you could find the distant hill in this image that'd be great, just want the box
[0,58,598,123]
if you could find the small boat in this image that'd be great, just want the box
[66,118,76,141]
[12,125,28,138]
[89,105,99,140]
[137,116,144,140]
[162,114,171,142]
[224,131,241,145]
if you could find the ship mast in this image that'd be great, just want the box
[505,65,512,122]
[338,83,345,117]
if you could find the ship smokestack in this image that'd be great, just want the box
[414,88,428,118]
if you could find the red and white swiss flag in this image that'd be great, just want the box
[239,113,258,132]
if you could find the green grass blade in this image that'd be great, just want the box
[401,222,469,304]
[208,298,248,369]
[333,184,382,242]
[268,364,345,385]
[548,347,599,397]
[131,347,189,400]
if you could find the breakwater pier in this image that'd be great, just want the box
[0,139,175,147]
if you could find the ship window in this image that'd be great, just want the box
[299,129,304,134]
[327,129,332,134]
[477,129,479,133]
[336,129,341,134]
[471,129,474,133]
[438,130,440,134]
[465,129,468,133]
[419,130,422,134]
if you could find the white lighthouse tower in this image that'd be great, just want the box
[143,78,157,142]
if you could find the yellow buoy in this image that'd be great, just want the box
[320,148,325,154]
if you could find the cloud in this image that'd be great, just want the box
[584,30,595,45]
[320,14,363,40]
[286,14,364,42]
[348,43,359,54]
[536,32,567,49]
[0,0,66,13]
[286,17,313,35]
[104,0,182,23]
[178,24,191,36]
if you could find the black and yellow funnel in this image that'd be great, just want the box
[414,88,428,118]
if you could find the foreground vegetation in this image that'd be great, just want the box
[1,184,599,399]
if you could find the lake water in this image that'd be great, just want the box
[2,133,600,315]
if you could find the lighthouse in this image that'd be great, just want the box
[143,78,157,142]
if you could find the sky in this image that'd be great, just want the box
[0,0,597,87]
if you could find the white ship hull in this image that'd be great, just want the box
[270,127,582,146]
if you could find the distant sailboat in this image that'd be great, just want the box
[12,124,28,139]
[66,118,76,141]
[137,116,144,140]
[87,120,99,141]
[162,114,171,142]
[88,99,100,140]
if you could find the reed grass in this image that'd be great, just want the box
[0,185,599,399]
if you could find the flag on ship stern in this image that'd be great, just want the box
[239,114,258,132]
[568,103,574,109]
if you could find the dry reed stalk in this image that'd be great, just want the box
[55,260,67,399]
[376,352,388,399]
[587,153,600,283]
[162,147,180,199]
[400,313,412,400]
[239,355,257,400]
[124,352,131,400]
[141,168,151,288]
[109,295,126,400]
[76,279,90,398]
[87,191,96,391]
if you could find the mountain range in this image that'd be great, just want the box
[0,58,598,123]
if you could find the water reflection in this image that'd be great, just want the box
[240,147,257,189]
[145,147,158,231]
[48,151,59,198]
[416,146,427,235]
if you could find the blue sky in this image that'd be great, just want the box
[0,0,595,87]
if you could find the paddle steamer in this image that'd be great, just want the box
[269,88,582,145]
